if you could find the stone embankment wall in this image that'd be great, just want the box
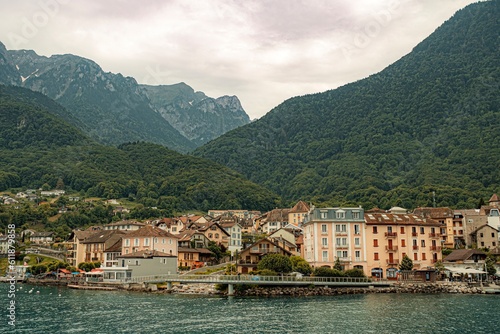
[233,282,485,297]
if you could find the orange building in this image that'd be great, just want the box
[364,210,443,279]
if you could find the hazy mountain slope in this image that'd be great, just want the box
[194,0,500,209]
[0,85,280,211]
[141,83,251,146]
[4,50,196,153]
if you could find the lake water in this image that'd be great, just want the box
[1,283,498,333]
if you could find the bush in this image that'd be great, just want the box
[313,267,345,277]
[344,268,365,277]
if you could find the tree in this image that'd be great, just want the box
[257,254,292,274]
[333,258,343,271]
[399,254,414,271]
[207,241,229,264]
[290,255,312,275]
[485,254,497,276]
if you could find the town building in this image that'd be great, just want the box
[29,232,54,244]
[237,238,292,274]
[470,224,498,250]
[303,207,366,272]
[81,230,127,263]
[413,207,455,248]
[288,200,310,227]
[121,225,178,256]
[364,210,443,278]
[103,220,146,231]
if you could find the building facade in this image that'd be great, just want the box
[303,207,366,272]
[364,210,443,279]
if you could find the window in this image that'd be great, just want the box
[354,224,360,235]
[414,253,418,261]
[492,233,495,238]
[321,212,327,219]
[208,233,213,238]
[481,242,485,247]
[322,251,328,261]
[413,239,418,246]
[352,212,360,219]
[373,226,378,234]
[355,237,360,246]
[400,227,405,234]
[169,239,172,245]
[374,253,379,261]
[373,239,379,247]
[387,226,393,233]
[480,233,483,238]
[134,238,139,246]
[154,238,158,244]
[420,227,425,234]
[215,233,219,238]
[355,250,360,260]
[422,253,426,261]
[321,224,327,233]
[336,211,345,219]
[431,227,435,234]
[336,251,342,259]
[341,238,347,246]
[493,242,496,247]
[125,239,130,247]
[144,238,149,246]
[322,238,328,247]
[401,239,406,247]
[421,240,426,247]
[336,238,341,246]
[342,251,348,258]
[172,227,177,232]
[412,227,416,234]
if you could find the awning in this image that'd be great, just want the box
[445,267,487,274]
[59,268,71,274]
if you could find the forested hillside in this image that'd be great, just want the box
[0,85,280,212]
[194,1,500,209]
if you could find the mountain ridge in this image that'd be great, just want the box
[0,44,250,152]
[194,0,500,209]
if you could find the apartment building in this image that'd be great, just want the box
[303,207,366,272]
[364,210,443,279]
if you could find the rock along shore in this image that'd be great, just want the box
[232,282,486,297]
[23,279,491,296]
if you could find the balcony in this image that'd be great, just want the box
[430,246,441,252]
[385,232,397,238]
[428,233,439,238]
[335,231,348,236]
[385,245,398,252]
[249,247,278,254]
[336,244,349,249]
[412,245,419,250]
[386,259,399,265]
[411,232,418,237]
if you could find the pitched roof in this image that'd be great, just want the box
[489,194,500,204]
[124,225,178,238]
[178,247,213,254]
[266,208,290,222]
[30,232,54,237]
[364,212,441,226]
[412,207,454,219]
[290,201,310,213]
[105,239,122,253]
[74,229,98,241]
[240,237,292,256]
[443,249,486,262]
[82,230,127,244]
[104,220,145,227]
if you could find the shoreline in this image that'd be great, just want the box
[18,278,499,296]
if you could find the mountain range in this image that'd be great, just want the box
[194,0,500,209]
[0,84,279,213]
[0,44,250,152]
[0,1,498,212]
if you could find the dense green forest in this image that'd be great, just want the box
[0,85,281,215]
[194,1,500,210]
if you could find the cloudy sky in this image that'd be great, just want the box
[0,0,480,119]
